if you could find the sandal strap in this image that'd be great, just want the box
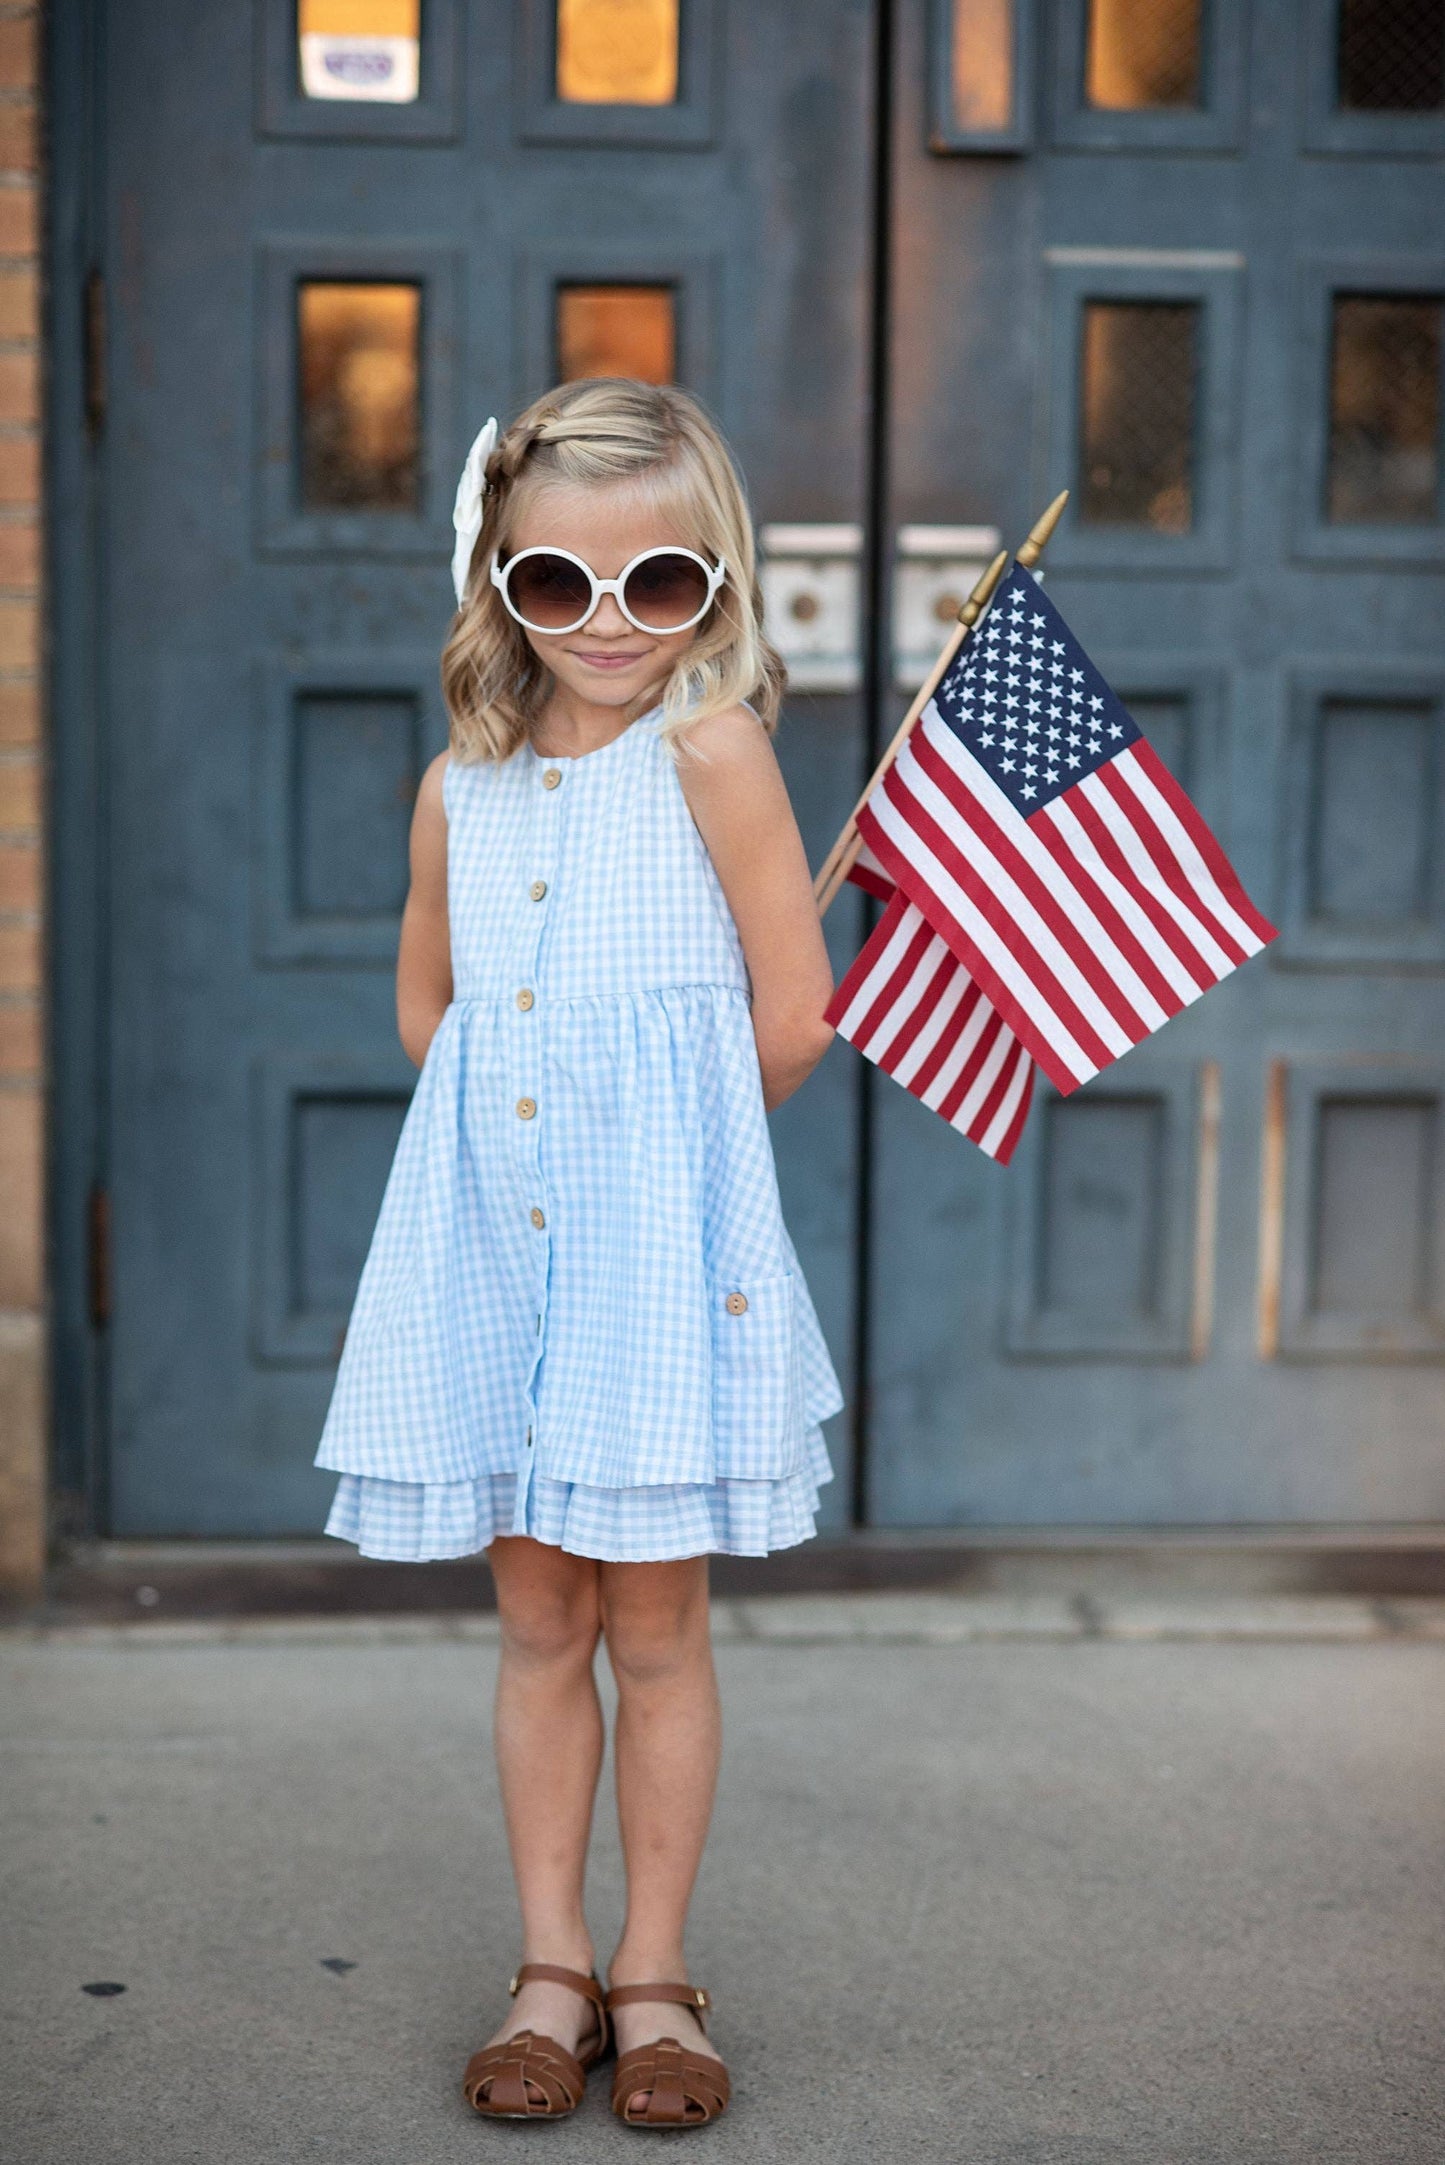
[463,2030,588,2117]
[611,2038,731,2126]
[604,1979,711,2022]
[511,1962,606,2013]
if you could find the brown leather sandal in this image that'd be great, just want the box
[604,1982,731,2128]
[461,1962,610,2120]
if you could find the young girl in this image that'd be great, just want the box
[313,377,845,2128]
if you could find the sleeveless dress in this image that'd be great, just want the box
[315,703,845,1562]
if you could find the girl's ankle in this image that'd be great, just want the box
[520,1939,597,1976]
[607,1950,690,1985]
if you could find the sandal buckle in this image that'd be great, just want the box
[508,1972,520,1996]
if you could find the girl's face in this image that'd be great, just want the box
[505,480,709,717]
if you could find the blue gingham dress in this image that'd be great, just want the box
[315,703,845,1562]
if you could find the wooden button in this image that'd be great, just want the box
[516,988,535,1010]
[515,1096,537,1120]
[530,1206,546,1230]
[529,879,548,901]
[542,767,562,789]
[725,1291,748,1315]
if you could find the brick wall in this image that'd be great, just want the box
[0,0,44,1601]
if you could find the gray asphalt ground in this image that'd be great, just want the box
[3,1594,1444,2164]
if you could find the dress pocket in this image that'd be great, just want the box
[709,1269,806,1480]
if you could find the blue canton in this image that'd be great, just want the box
[931,566,1141,816]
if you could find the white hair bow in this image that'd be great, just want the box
[451,416,499,605]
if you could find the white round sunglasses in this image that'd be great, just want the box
[490,543,727,637]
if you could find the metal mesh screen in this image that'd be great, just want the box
[1337,0,1445,112]
[1078,300,1199,532]
[1327,294,1442,524]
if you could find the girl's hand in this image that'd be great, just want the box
[675,708,836,1112]
[397,751,454,1067]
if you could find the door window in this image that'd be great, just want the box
[297,281,421,512]
[297,0,420,104]
[1336,0,1445,111]
[1078,299,1199,532]
[555,284,676,383]
[1084,0,1201,110]
[1326,293,1441,526]
[555,0,679,104]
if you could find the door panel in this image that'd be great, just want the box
[870,0,1445,1524]
[100,0,873,1533]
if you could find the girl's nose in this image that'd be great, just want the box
[585,590,632,638]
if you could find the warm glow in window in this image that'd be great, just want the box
[556,287,676,385]
[1085,0,1201,110]
[299,0,420,104]
[1327,295,1441,524]
[556,0,679,105]
[1079,300,1198,532]
[298,283,421,511]
[950,0,1015,131]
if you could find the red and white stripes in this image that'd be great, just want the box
[851,699,1274,1097]
[823,888,1036,1164]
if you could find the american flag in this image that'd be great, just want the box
[823,566,1276,1163]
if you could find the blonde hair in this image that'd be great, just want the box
[441,378,785,765]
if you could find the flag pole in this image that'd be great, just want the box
[813,490,1069,918]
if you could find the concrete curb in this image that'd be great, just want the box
[5,1590,1445,1647]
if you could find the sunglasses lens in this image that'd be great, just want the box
[504,553,594,630]
[622,553,712,630]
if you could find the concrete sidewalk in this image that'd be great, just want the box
[3,1594,1443,2162]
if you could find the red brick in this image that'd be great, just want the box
[0,680,36,742]
[0,102,36,171]
[0,997,39,1072]
[0,18,39,92]
[0,841,38,908]
[0,1083,42,1304]
[0,351,36,423]
[0,184,36,256]
[0,919,37,986]
[0,266,35,338]
[0,599,36,669]
[0,519,36,588]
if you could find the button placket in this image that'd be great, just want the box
[512,755,566,1518]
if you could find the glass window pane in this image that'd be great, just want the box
[1327,294,1442,525]
[298,283,421,512]
[299,0,419,103]
[556,286,676,384]
[950,0,1015,131]
[1085,0,1201,110]
[1336,0,1445,113]
[1078,300,1198,533]
[556,0,679,105]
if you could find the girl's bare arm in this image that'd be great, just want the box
[396,751,453,1067]
[676,708,835,1112]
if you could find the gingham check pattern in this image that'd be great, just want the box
[315,707,844,1561]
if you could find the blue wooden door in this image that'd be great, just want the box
[867,0,1445,1524]
[89,0,874,1533]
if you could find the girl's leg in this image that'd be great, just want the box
[479,1534,606,2058]
[600,1555,724,2080]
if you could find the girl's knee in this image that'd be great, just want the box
[600,1560,711,1688]
[491,1541,601,1667]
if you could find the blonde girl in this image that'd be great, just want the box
[314,377,845,2128]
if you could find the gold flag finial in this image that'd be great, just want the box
[956,548,1009,627]
[1015,489,1069,571]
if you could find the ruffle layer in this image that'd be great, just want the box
[324,1423,834,1563]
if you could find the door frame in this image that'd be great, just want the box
[46,0,111,1539]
